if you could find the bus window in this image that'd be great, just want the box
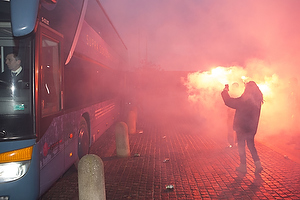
[41,36,61,116]
[0,23,34,139]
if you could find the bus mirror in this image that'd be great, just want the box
[11,0,39,37]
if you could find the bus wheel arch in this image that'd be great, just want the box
[75,113,90,168]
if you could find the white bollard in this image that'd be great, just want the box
[115,122,130,157]
[78,154,106,200]
[127,106,137,134]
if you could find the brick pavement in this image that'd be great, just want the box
[42,115,300,199]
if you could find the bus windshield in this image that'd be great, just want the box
[0,9,34,140]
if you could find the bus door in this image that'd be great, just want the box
[36,23,65,195]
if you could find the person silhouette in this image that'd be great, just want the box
[221,81,263,174]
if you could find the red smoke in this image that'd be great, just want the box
[183,61,300,143]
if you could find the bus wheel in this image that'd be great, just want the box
[75,117,89,168]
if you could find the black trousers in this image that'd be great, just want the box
[236,132,260,164]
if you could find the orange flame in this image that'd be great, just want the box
[184,65,300,139]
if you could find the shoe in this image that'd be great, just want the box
[255,161,263,174]
[236,164,247,173]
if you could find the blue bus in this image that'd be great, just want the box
[0,0,128,199]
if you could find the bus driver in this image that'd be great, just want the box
[0,53,28,89]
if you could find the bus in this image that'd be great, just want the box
[0,0,128,199]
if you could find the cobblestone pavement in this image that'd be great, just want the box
[41,115,300,200]
[41,72,300,199]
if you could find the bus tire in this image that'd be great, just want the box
[75,117,90,169]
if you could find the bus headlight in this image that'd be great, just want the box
[0,146,33,183]
[0,161,31,183]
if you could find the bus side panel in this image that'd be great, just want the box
[64,134,78,170]
[39,114,79,195]
[38,97,121,196]
[39,116,66,195]
[39,142,65,196]
[91,99,120,143]
[0,139,39,200]
[63,114,80,171]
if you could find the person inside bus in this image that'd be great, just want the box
[0,52,28,89]
[221,81,264,174]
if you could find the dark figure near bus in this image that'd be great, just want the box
[0,53,28,89]
[221,81,263,174]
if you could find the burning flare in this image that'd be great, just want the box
[184,64,299,140]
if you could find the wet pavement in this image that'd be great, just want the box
[41,115,300,199]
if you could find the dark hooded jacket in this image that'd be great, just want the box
[221,82,262,135]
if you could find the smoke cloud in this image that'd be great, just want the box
[183,62,300,144]
[101,0,300,73]
[101,0,300,152]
